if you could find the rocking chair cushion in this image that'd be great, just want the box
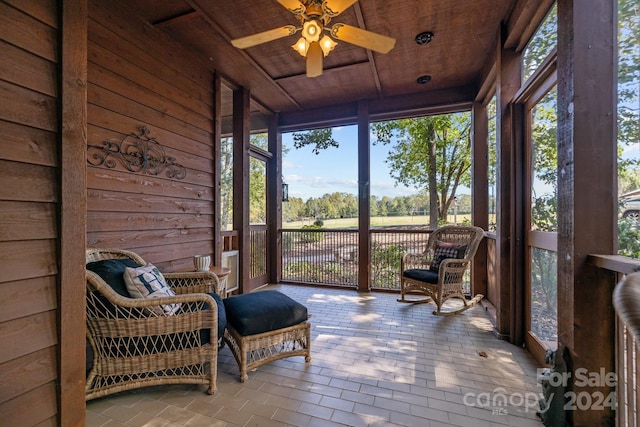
[403,268,439,284]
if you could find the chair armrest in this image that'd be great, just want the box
[401,252,431,270]
[164,271,223,296]
[437,258,472,286]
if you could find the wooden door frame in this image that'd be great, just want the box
[248,149,271,291]
[515,59,558,364]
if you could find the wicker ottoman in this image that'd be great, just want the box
[222,290,311,382]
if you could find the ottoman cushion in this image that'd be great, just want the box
[223,290,307,336]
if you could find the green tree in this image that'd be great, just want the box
[220,137,233,230]
[617,0,640,194]
[372,113,472,228]
[293,128,338,154]
[249,134,268,224]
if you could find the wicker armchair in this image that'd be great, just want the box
[85,248,222,400]
[398,225,485,315]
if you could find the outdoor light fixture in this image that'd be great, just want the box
[282,182,289,202]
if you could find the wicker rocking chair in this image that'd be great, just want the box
[85,248,223,400]
[398,225,485,315]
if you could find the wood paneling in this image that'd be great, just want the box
[0,1,60,423]
[87,228,213,251]
[0,347,57,405]
[0,121,58,166]
[0,310,57,366]
[0,240,58,284]
[0,2,57,61]
[0,201,57,241]
[0,160,58,202]
[87,0,215,270]
[0,276,57,323]
[0,80,57,132]
[87,168,213,201]
[0,40,58,96]
[0,382,58,426]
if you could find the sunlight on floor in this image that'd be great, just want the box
[87,284,544,427]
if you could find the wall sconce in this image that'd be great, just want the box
[282,183,289,202]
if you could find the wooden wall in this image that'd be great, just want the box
[0,0,60,424]
[86,1,216,271]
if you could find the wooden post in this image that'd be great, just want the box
[233,87,250,293]
[471,101,488,297]
[59,0,87,424]
[556,0,617,424]
[495,27,521,342]
[357,101,370,291]
[267,114,282,284]
[213,73,222,266]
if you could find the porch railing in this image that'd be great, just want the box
[280,228,433,290]
[590,255,640,427]
[281,229,359,287]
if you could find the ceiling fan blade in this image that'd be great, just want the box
[277,0,305,15]
[231,25,298,49]
[330,23,396,54]
[323,0,358,16]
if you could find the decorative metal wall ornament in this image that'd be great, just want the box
[87,125,186,180]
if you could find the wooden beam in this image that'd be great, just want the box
[267,114,282,285]
[233,87,250,293]
[213,73,222,266]
[556,0,617,424]
[471,102,489,297]
[59,0,87,424]
[357,101,370,292]
[353,3,382,96]
[151,10,198,28]
[495,25,521,342]
[278,85,476,132]
[505,0,555,51]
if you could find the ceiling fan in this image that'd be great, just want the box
[230,0,396,78]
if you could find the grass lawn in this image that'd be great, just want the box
[283,214,473,229]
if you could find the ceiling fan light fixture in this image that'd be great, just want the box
[292,37,309,56]
[319,35,337,56]
[302,20,322,42]
[231,0,396,78]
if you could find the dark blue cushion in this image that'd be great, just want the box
[87,258,141,297]
[208,292,227,339]
[403,268,439,284]
[223,290,308,336]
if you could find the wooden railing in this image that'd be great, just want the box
[590,255,640,427]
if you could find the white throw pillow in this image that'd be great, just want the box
[123,264,181,315]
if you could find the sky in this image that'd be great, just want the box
[282,125,424,201]
[282,122,640,202]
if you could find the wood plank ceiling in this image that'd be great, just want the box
[120,0,517,119]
